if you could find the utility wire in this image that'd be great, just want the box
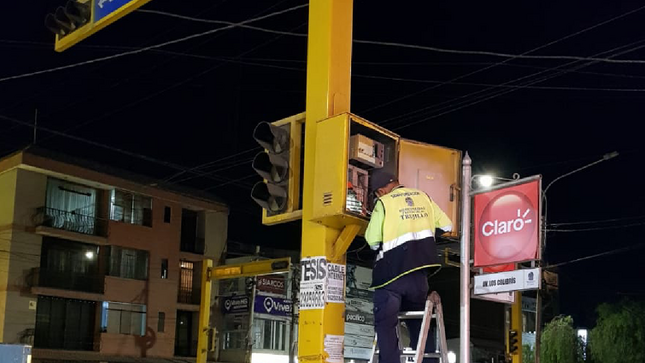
[0,113,251,189]
[390,40,645,131]
[546,243,645,269]
[139,5,645,66]
[381,39,645,128]
[547,221,645,232]
[0,4,308,84]
[549,214,645,227]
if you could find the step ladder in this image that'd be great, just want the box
[369,291,449,363]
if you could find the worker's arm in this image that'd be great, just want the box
[365,200,385,250]
[431,199,453,233]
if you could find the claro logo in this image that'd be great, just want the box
[482,208,533,236]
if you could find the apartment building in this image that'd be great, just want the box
[0,147,228,362]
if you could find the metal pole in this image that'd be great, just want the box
[460,152,472,363]
[196,259,213,363]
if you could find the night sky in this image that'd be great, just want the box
[2,0,645,327]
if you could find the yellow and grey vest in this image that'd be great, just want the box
[372,187,441,288]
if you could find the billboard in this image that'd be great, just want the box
[473,176,541,267]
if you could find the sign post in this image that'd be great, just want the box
[472,175,542,363]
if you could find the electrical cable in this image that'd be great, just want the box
[0,3,308,84]
[357,3,645,116]
[380,39,645,128]
[389,40,645,131]
[0,0,233,121]
[546,243,645,269]
[0,113,252,189]
[546,221,645,232]
[549,214,645,227]
[34,8,309,146]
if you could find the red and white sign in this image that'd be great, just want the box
[256,275,286,295]
[474,178,541,267]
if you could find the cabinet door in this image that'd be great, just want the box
[398,139,462,237]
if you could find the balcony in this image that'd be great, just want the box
[30,267,104,294]
[33,207,108,241]
[180,237,205,255]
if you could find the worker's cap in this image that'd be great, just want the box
[370,170,397,193]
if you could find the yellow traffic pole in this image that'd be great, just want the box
[511,292,523,363]
[298,0,354,362]
[196,259,213,363]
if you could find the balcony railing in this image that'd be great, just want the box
[32,267,104,294]
[34,207,107,236]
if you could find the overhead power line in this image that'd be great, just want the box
[549,214,645,227]
[546,243,645,269]
[0,113,252,189]
[388,39,645,131]
[140,5,645,65]
[547,221,645,232]
[0,3,308,84]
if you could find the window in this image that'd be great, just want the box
[180,209,205,254]
[161,259,168,279]
[35,296,96,350]
[252,318,288,351]
[101,302,146,336]
[108,246,149,280]
[164,206,171,223]
[39,237,102,293]
[110,189,153,227]
[178,261,197,304]
[158,312,165,333]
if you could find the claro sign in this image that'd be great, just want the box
[474,177,541,267]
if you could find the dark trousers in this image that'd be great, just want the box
[373,270,437,363]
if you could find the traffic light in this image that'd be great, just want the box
[508,329,519,355]
[45,1,91,37]
[251,113,304,225]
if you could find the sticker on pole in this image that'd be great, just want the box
[326,263,345,304]
[324,334,344,363]
[300,256,327,310]
[473,177,541,267]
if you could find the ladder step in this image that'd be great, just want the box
[375,350,441,358]
[398,311,436,319]
[401,351,442,358]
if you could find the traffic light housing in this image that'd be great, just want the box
[508,329,519,355]
[251,113,304,225]
[45,1,91,37]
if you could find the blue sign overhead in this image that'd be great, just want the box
[254,295,293,317]
[94,0,133,22]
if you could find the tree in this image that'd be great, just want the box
[540,315,581,363]
[523,344,535,363]
[589,300,645,363]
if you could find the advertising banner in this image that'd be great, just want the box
[256,275,286,295]
[473,177,541,267]
[222,295,249,314]
[254,295,293,316]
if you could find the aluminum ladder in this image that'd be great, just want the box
[369,291,449,363]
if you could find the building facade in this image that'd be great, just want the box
[0,148,228,362]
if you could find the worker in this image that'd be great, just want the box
[365,170,452,363]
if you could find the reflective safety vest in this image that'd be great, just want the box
[369,187,450,289]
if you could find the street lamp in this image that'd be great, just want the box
[535,151,619,363]
[471,173,521,190]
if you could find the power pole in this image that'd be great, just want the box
[511,293,523,363]
[298,0,356,362]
